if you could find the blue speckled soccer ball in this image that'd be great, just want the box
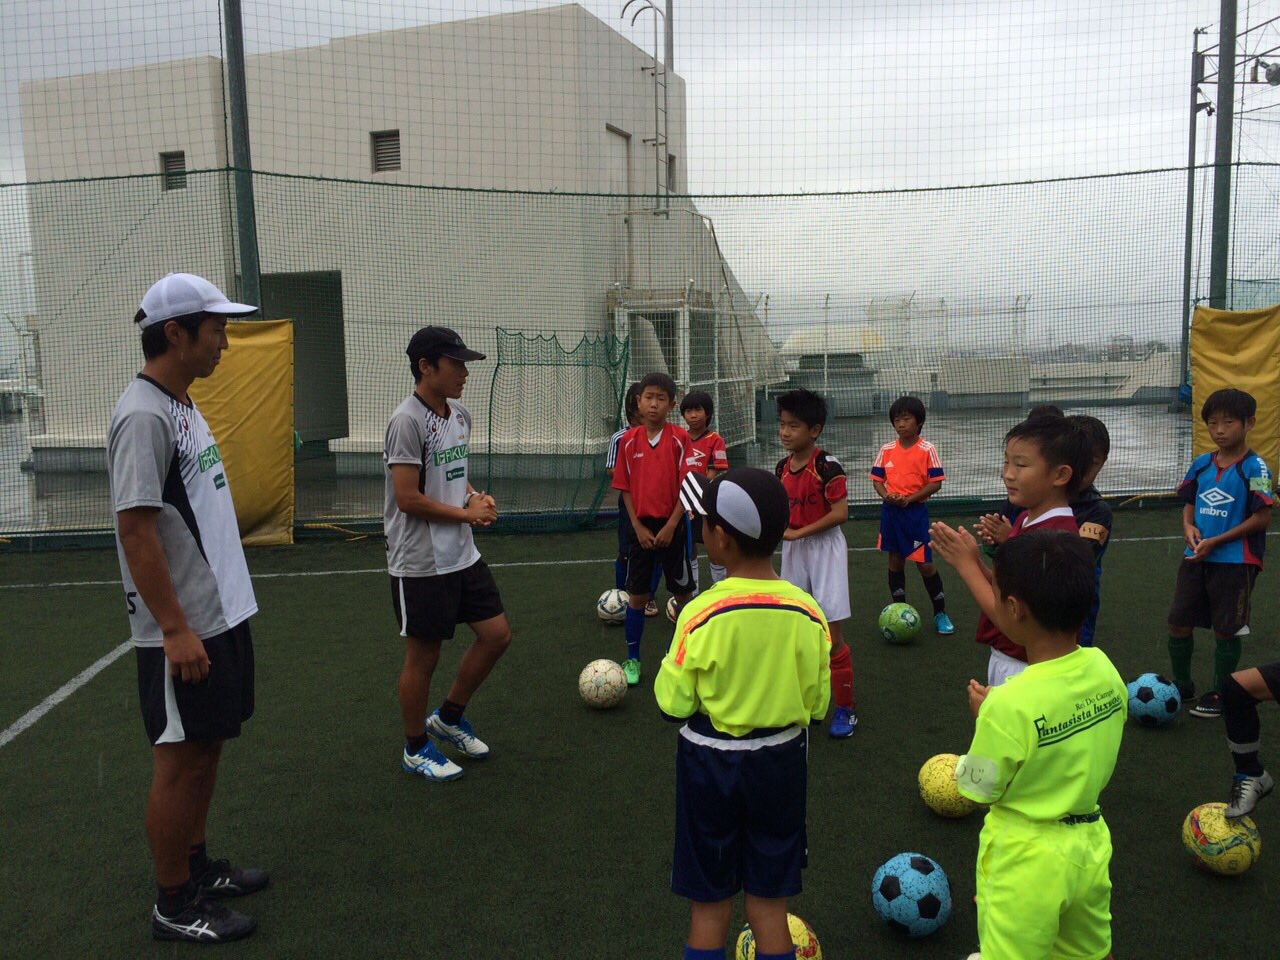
[871,852,952,938]
[1126,672,1181,727]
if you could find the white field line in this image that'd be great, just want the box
[0,533,1208,593]
[0,639,132,749]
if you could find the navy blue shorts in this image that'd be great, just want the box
[617,499,637,558]
[877,502,931,563]
[672,717,808,902]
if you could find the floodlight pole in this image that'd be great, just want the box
[1181,33,1209,391]
[224,0,261,310]
[1209,0,1237,310]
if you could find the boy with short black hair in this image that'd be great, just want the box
[933,414,1093,686]
[870,394,953,635]
[775,388,857,738]
[656,468,831,960]
[951,531,1126,960]
[978,413,1114,647]
[680,389,730,589]
[613,372,696,685]
[1168,388,1273,718]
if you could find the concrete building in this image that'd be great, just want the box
[19,3,783,480]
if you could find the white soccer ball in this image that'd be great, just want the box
[578,659,627,709]
[597,588,629,624]
[666,595,682,623]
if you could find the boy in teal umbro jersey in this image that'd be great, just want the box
[655,468,831,960]
[949,530,1126,960]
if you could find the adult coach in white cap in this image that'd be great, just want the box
[108,273,267,943]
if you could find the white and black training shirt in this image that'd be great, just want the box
[107,375,257,648]
[383,394,481,578]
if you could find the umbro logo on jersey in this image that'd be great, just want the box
[1199,486,1235,518]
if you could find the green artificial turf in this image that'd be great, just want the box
[1,509,1276,958]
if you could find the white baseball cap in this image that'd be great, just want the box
[136,273,258,329]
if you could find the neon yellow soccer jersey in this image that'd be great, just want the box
[957,645,1126,820]
[654,577,831,737]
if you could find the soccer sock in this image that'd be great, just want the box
[625,606,645,661]
[1168,633,1194,689]
[439,698,466,727]
[921,571,946,614]
[888,569,907,602]
[1222,674,1265,776]
[683,947,725,960]
[1213,636,1243,694]
[406,731,430,754]
[614,557,626,591]
[156,880,194,916]
[187,842,210,878]
[709,562,727,583]
[830,644,855,709]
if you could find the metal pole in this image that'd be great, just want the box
[1209,0,1237,310]
[1181,41,1204,388]
[224,0,261,310]
[664,0,673,73]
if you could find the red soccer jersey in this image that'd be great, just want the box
[869,438,945,497]
[775,449,848,529]
[974,506,1080,661]
[612,423,691,519]
[685,431,729,476]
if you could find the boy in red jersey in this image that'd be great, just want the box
[612,372,696,686]
[930,414,1094,688]
[680,390,730,591]
[774,389,857,738]
[870,395,953,635]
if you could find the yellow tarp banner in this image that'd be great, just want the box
[190,320,295,545]
[1190,304,1280,480]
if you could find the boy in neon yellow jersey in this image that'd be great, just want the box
[945,530,1125,960]
[655,468,831,960]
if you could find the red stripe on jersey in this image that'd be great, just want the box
[673,591,829,665]
[611,423,691,518]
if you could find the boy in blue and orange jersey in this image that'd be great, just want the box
[612,372,696,685]
[870,395,953,635]
[1168,388,1273,718]
[657,467,830,960]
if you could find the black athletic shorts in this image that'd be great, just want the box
[690,514,705,545]
[391,559,505,642]
[136,620,255,746]
[626,516,694,597]
[672,716,809,902]
[1169,561,1258,637]
[617,498,637,557]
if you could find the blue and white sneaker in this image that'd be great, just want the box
[426,710,491,759]
[402,740,464,782]
[828,706,858,739]
[934,612,955,635]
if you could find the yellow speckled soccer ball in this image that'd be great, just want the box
[918,753,978,818]
[734,914,822,960]
[577,659,627,709]
[1182,802,1261,875]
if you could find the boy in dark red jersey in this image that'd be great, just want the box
[774,389,858,738]
[612,372,696,686]
[680,390,730,591]
[930,414,1093,688]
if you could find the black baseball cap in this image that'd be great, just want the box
[680,467,789,553]
[406,326,486,363]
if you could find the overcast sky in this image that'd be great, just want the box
[3,0,1279,342]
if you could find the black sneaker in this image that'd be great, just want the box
[1189,690,1223,718]
[195,858,270,898]
[152,896,256,943]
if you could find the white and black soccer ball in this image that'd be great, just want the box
[1126,672,1181,727]
[596,588,629,624]
[871,852,952,938]
[666,595,682,623]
